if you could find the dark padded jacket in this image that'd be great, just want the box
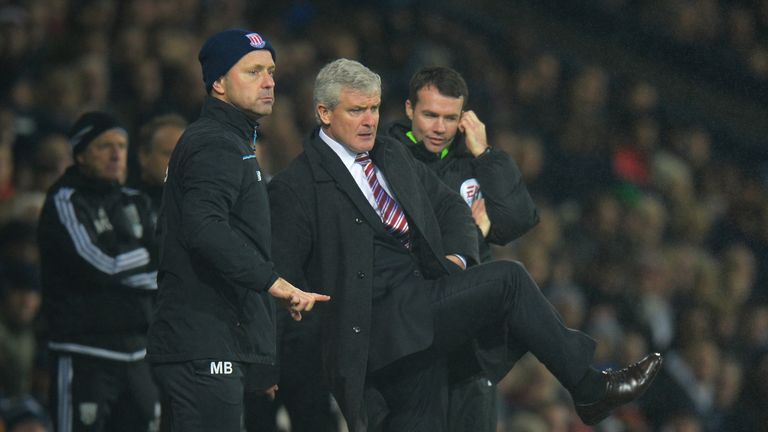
[383,120,539,261]
[147,96,278,364]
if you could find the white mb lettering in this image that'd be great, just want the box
[210,361,233,375]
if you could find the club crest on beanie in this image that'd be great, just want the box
[68,111,127,157]
[198,29,276,93]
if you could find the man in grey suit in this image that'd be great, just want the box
[268,58,661,432]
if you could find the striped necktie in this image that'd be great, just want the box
[355,152,411,249]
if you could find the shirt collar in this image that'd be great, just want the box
[319,127,361,170]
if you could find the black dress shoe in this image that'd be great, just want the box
[575,352,663,425]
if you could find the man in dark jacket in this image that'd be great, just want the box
[382,66,540,431]
[38,111,160,432]
[268,58,662,431]
[384,66,539,261]
[146,29,329,432]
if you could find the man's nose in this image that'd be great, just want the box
[263,72,275,88]
[435,118,446,133]
[362,110,377,126]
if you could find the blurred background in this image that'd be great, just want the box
[0,0,767,431]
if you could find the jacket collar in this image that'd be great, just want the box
[303,126,398,184]
[303,127,390,231]
[199,95,260,142]
[303,127,334,182]
[369,137,424,231]
[59,165,121,194]
[303,127,429,237]
[384,118,470,164]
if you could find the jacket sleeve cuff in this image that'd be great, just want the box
[475,146,493,158]
[260,272,280,292]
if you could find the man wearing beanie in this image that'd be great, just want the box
[38,111,161,431]
[147,29,329,432]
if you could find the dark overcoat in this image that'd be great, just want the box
[268,128,479,431]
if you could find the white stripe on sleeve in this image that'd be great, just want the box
[53,188,150,274]
[121,271,158,290]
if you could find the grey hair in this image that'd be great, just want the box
[313,58,382,123]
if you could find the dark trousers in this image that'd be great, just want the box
[244,390,336,432]
[446,339,497,432]
[432,260,595,391]
[243,343,337,432]
[364,350,450,432]
[447,376,496,432]
[365,260,595,431]
[50,353,160,432]
[152,360,248,432]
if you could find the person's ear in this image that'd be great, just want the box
[405,99,414,121]
[317,105,332,126]
[211,76,226,95]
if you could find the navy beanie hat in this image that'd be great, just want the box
[68,111,127,157]
[199,29,276,93]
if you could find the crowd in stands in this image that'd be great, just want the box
[626,0,768,84]
[556,0,768,87]
[0,0,766,431]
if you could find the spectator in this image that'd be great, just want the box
[0,261,42,399]
[0,396,51,432]
[0,220,38,265]
[642,339,722,430]
[135,113,186,215]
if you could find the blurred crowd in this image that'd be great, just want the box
[625,0,768,84]
[559,0,768,87]
[0,0,766,431]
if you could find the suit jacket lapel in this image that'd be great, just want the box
[372,140,424,233]
[305,132,386,231]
